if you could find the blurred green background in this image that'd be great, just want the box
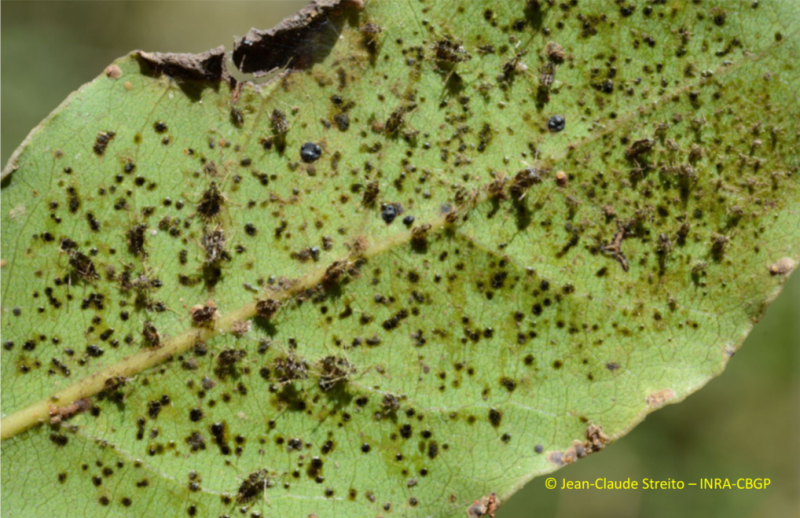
[2,2,798,517]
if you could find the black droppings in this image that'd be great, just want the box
[334,113,350,131]
[488,408,502,427]
[547,115,565,132]
[230,107,244,127]
[143,321,160,348]
[93,131,116,156]
[500,377,517,392]
[127,224,147,256]
[49,433,69,447]
[86,344,104,357]
[362,181,380,206]
[197,182,223,219]
[300,142,322,163]
[428,440,439,459]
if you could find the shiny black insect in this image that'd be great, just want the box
[381,204,399,224]
[300,142,322,163]
[548,114,566,132]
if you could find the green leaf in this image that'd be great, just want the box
[2,1,799,516]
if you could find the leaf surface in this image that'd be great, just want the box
[2,1,799,516]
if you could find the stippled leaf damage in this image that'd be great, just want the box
[2,1,799,516]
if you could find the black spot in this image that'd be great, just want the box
[189,408,203,422]
[300,142,322,163]
[362,181,380,206]
[547,115,566,132]
[500,377,516,392]
[154,121,168,133]
[49,433,69,446]
[86,344,104,357]
[127,224,147,256]
[185,432,206,452]
[93,131,116,156]
[307,456,324,481]
[334,113,350,131]
[427,440,439,459]
[488,408,502,427]
[147,400,162,419]
[197,183,223,219]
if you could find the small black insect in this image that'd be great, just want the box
[402,215,415,226]
[300,142,322,163]
[381,204,399,224]
[547,114,566,132]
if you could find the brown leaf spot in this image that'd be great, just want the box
[646,389,675,407]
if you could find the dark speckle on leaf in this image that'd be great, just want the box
[3,3,800,516]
